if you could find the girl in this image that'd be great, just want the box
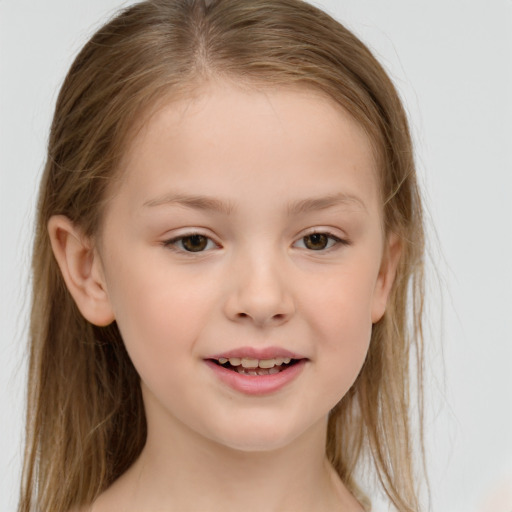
[19,0,426,511]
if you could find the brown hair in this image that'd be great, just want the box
[20,1,426,510]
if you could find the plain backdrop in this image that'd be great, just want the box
[1,1,511,511]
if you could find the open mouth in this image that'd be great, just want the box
[210,356,301,376]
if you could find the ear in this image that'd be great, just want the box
[371,232,402,324]
[48,215,115,326]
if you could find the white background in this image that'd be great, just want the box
[1,1,511,511]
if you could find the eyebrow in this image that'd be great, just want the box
[286,193,367,215]
[143,192,367,215]
[143,193,235,215]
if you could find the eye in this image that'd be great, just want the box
[163,233,218,253]
[294,231,346,251]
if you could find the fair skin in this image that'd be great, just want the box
[50,82,400,512]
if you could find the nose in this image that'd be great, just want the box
[223,248,296,328]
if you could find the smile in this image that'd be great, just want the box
[212,357,298,376]
[205,349,307,395]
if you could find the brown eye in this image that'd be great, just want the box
[303,233,329,250]
[294,232,344,251]
[181,234,209,252]
[164,234,215,253]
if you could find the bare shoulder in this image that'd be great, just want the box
[67,494,114,512]
[67,506,92,512]
[66,482,125,512]
[80,471,137,512]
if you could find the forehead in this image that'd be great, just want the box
[115,82,380,216]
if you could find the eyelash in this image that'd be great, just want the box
[162,230,349,254]
[294,231,348,251]
[163,233,219,253]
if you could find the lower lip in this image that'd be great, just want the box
[205,359,307,396]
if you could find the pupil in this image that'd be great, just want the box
[305,233,327,250]
[183,235,207,252]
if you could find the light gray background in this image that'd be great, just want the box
[1,1,511,511]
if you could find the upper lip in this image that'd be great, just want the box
[207,346,307,361]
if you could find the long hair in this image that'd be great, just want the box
[20,1,426,510]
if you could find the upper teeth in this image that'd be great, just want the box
[218,357,291,368]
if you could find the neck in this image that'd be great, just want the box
[92,400,363,512]
[132,422,331,511]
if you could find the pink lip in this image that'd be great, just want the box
[208,346,305,360]
[204,358,307,396]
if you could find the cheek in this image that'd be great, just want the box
[303,262,377,389]
[104,260,217,378]
[309,261,377,333]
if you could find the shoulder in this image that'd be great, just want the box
[66,489,113,512]
[67,506,92,512]
[74,475,133,512]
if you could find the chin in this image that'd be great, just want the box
[222,436,291,453]
[205,417,317,454]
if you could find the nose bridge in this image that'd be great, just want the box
[224,238,295,327]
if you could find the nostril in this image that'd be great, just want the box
[236,312,285,323]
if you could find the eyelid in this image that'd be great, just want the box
[162,231,220,253]
[293,229,350,252]
[162,227,351,255]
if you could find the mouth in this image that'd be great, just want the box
[209,356,301,376]
[205,350,308,394]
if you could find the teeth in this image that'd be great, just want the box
[220,356,294,369]
[236,366,283,376]
[241,358,259,368]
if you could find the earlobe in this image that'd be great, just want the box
[48,215,115,326]
[371,233,402,324]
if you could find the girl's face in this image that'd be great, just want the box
[94,83,398,451]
